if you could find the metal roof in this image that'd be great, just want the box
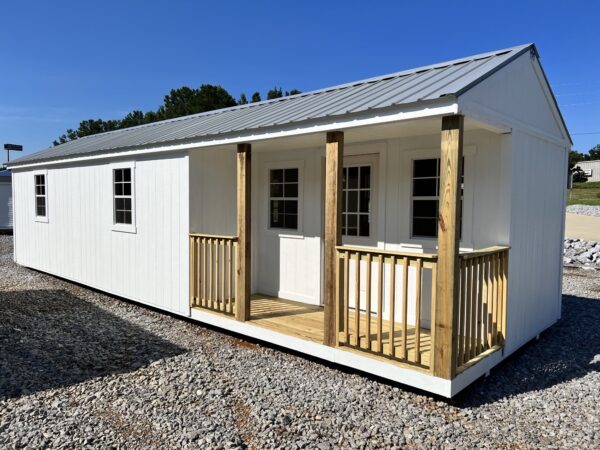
[0,170,11,178]
[10,44,536,167]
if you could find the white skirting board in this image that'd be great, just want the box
[189,308,498,398]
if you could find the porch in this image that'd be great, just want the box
[189,234,509,376]
[188,113,512,383]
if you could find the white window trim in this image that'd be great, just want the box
[264,160,304,237]
[341,153,379,248]
[111,161,137,234]
[33,170,49,223]
[405,146,475,249]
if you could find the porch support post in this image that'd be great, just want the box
[434,115,464,379]
[324,131,344,347]
[236,143,251,322]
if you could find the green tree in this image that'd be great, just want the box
[251,91,261,103]
[569,150,587,169]
[120,110,146,128]
[267,87,283,100]
[287,89,301,96]
[588,144,600,160]
[239,93,248,105]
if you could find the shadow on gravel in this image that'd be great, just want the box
[0,289,185,399]
[454,294,600,407]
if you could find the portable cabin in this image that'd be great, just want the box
[6,44,571,397]
[0,170,13,231]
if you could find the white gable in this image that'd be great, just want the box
[459,51,570,143]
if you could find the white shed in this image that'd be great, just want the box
[0,170,13,231]
[7,43,571,397]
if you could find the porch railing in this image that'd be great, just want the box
[335,246,438,369]
[335,245,509,374]
[189,234,237,316]
[456,246,509,372]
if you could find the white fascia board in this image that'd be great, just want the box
[7,100,458,170]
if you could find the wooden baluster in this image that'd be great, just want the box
[402,257,409,361]
[201,238,206,307]
[429,262,437,372]
[415,258,422,364]
[365,253,372,351]
[484,255,492,349]
[491,253,498,346]
[344,251,350,344]
[457,259,466,365]
[354,251,361,347]
[388,256,396,357]
[501,250,508,343]
[377,254,384,353]
[464,259,472,363]
[476,256,484,355]
[221,240,225,312]
[189,238,194,307]
[228,240,233,315]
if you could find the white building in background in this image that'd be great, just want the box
[6,44,571,397]
[574,159,600,182]
[0,170,12,231]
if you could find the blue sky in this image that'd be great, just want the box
[1,1,599,160]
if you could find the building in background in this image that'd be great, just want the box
[574,160,600,182]
[0,170,12,231]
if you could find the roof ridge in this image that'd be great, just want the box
[52,44,535,144]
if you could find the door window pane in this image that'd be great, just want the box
[269,168,299,230]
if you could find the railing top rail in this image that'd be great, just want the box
[335,245,438,260]
[459,245,510,260]
[190,233,238,240]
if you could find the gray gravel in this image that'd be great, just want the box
[564,238,600,267]
[1,234,599,449]
[566,204,600,217]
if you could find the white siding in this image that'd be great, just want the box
[0,180,12,229]
[12,153,190,315]
[504,130,568,355]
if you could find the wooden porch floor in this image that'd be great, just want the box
[248,295,431,367]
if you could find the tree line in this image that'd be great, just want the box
[53,85,301,146]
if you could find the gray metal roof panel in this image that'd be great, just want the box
[10,44,541,166]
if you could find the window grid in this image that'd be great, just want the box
[411,158,463,238]
[113,168,133,225]
[342,165,371,237]
[35,174,46,217]
[269,168,299,230]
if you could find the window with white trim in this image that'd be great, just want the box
[269,168,298,230]
[34,174,47,217]
[342,165,371,237]
[411,158,463,238]
[113,168,133,225]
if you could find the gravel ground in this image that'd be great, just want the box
[1,234,599,449]
[566,204,600,217]
[564,238,600,267]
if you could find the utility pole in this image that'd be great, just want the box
[3,143,23,164]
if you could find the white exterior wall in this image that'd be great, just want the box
[0,179,12,229]
[12,153,190,315]
[504,130,568,355]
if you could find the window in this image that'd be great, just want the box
[269,168,298,230]
[411,158,463,238]
[34,174,47,217]
[113,168,133,225]
[342,165,371,237]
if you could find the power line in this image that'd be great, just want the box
[572,131,600,136]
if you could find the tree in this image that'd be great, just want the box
[267,87,283,100]
[572,166,589,183]
[569,150,587,169]
[120,110,146,128]
[239,93,248,105]
[287,89,301,96]
[588,144,600,160]
[251,92,261,103]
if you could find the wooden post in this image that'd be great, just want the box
[433,115,463,379]
[324,131,344,347]
[236,143,251,321]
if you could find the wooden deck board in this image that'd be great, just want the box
[193,294,431,368]
[248,295,431,366]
